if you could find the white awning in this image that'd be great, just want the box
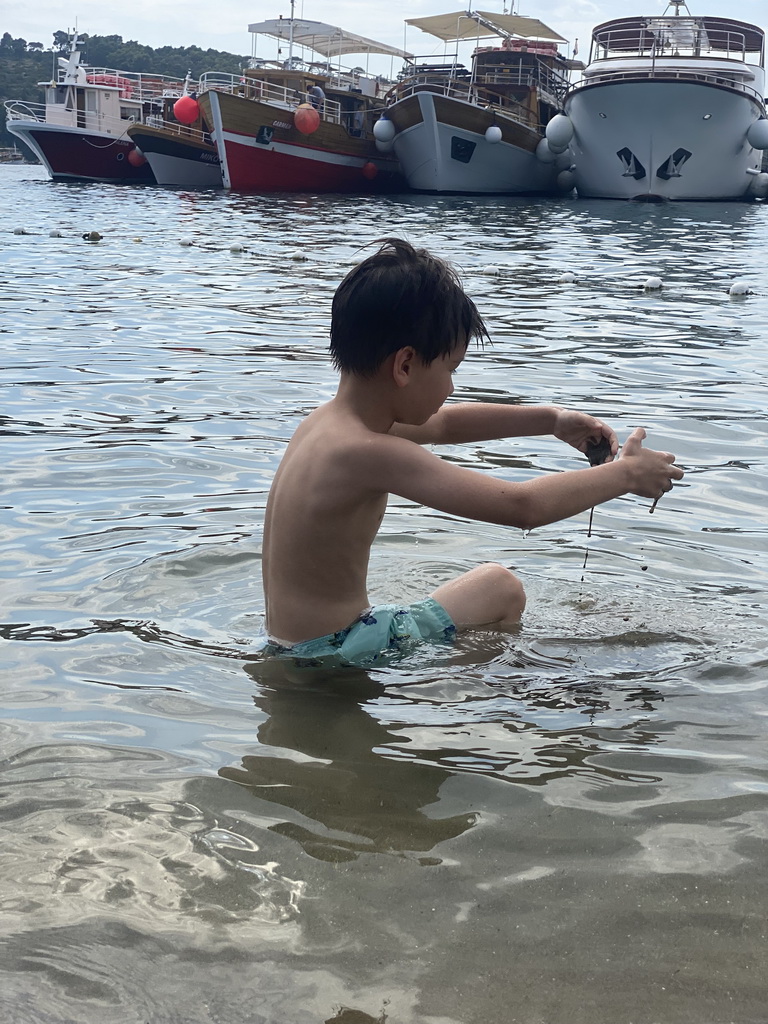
[247,18,413,59]
[405,11,566,44]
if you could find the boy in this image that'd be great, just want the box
[262,238,683,663]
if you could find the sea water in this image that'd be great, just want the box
[1,164,767,1024]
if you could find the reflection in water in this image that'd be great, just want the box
[220,662,476,862]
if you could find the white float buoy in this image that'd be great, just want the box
[535,138,556,163]
[375,138,394,153]
[229,243,246,253]
[642,276,663,290]
[481,265,501,276]
[728,279,752,296]
[558,271,577,283]
[748,171,768,198]
[49,229,63,237]
[556,169,576,191]
[485,124,502,144]
[746,118,768,150]
[545,114,574,151]
[289,250,308,261]
[554,151,574,172]
[179,239,194,246]
[13,227,28,234]
[373,118,396,143]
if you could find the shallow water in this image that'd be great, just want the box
[1,164,767,1024]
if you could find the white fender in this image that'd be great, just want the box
[546,114,574,151]
[535,138,556,163]
[746,119,768,150]
[373,118,396,142]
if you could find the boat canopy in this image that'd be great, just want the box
[247,18,413,59]
[405,11,566,44]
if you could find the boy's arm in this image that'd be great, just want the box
[390,402,619,458]
[364,427,681,532]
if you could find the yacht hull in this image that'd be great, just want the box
[201,90,403,193]
[126,125,222,188]
[388,91,559,194]
[7,121,154,183]
[566,79,764,200]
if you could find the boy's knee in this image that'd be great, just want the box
[478,562,526,618]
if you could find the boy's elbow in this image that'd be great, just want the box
[497,490,541,533]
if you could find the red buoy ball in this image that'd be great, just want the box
[174,95,200,124]
[362,161,378,180]
[127,146,147,167]
[294,103,320,135]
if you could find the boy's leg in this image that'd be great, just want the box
[430,562,525,632]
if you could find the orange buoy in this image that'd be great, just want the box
[294,103,320,135]
[362,162,378,180]
[174,95,200,124]
[127,147,147,167]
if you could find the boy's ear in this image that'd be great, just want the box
[392,346,416,387]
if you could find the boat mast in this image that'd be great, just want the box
[61,30,85,86]
[288,0,295,64]
[662,1,692,15]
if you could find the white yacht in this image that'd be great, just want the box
[563,3,768,200]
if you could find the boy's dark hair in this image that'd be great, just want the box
[330,238,489,376]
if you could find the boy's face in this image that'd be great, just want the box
[410,340,466,423]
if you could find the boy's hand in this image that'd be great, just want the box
[619,427,684,498]
[552,408,619,460]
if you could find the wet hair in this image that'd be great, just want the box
[330,237,489,376]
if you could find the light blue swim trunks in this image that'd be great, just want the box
[264,597,456,667]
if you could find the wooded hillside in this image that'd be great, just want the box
[0,30,250,152]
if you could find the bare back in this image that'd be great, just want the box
[262,401,388,643]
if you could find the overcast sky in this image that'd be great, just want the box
[4,1,767,73]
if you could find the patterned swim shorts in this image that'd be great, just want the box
[263,597,456,666]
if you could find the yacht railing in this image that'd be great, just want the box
[198,71,344,126]
[143,116,213,144]
[591,22,762,64]
[477,63,568,106]
[385,75,542,132]
[395,53,568,108]
[4,100,44,122]
[576,66,764,102]
[4,99,142,135]
[61,67,189,101]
